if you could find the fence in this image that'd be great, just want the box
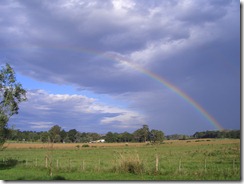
[1,154,240,175]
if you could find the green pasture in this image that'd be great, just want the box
[0,139,240,181]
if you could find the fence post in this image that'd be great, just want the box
[155,154,159,173]
[178,159,181,172]
[57,159,59,169]
[83,160,85,171]
[204,158,207,172]
[98,158,101,171]
[69,159,71,170]
[45,156,48,168]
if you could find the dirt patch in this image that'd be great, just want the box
[4,142,147,149]
[4,139,239,149]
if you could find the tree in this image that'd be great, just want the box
[121,131,133,142]
[141,124,150,142]
[150,129,164,142]
[80,132,90,143]
[0,63,27,148]
[48,125,62,143]
[40,131,49,143]
[105,132,117,143]
[60,129,67,143]
[133,124,150,142]
[67,129,78,143]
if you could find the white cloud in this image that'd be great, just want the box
[112,0,135,13]
[13,90,145,132]
[28,121,54,129]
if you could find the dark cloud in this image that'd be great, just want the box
[0,0,240,134]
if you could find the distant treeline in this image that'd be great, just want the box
[192,130,240,139]
[166,130,240,140]
[6,125,240,143]
[6,124,164,143]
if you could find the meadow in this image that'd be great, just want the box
[0,139,240,181]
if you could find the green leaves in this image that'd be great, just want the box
[150,129,164,142]
[0,63,27,147]
[0,64,27,117]
[0,63,16,86]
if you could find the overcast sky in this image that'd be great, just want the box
[0,0,240,135]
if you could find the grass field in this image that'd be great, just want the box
[0,139,240,181]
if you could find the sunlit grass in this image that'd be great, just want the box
[0,139,240,180]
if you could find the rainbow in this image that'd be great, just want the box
[72,47,224,131]
[2,45,224,130]
[109,54,224,131]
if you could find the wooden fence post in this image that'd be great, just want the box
[204,158,207,172]
[178,159,181,172]
[98,158,101,171]
[56,159,59,169]
[45,156,48,168]
[155,154,159,173]
[83,160,85,171]
[69,159,71,170]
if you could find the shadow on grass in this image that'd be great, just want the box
[16,175,66,181]
[52,175,66,180]
[0,158,19,170]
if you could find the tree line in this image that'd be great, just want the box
[7,124,165,143]
[192,130,240,139]
[165,130,240,140]
[6,125,240,144]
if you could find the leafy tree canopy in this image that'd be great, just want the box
[0,63,27,147]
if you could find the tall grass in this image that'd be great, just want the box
[113,152,144,174]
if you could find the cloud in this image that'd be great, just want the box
[0,0,238,89]
[1,0,240,134]
[9,90,145,132]
[28,121,54,129]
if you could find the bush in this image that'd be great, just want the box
[0,158,18,169]
[75,145,80,149]
[114,153,144,174]
[82,144,89,148]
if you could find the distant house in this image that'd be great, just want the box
[96,139,105,143]
[89,139,105,143]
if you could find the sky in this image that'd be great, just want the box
[0,0,240,135]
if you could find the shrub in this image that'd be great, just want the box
[75,145,80,149]
[0,158,18,169]
[115,153,144,174]
[82,144,89,148]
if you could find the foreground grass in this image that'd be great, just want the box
[0,139,240,181]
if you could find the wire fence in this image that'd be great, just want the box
[1,155,240,174]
